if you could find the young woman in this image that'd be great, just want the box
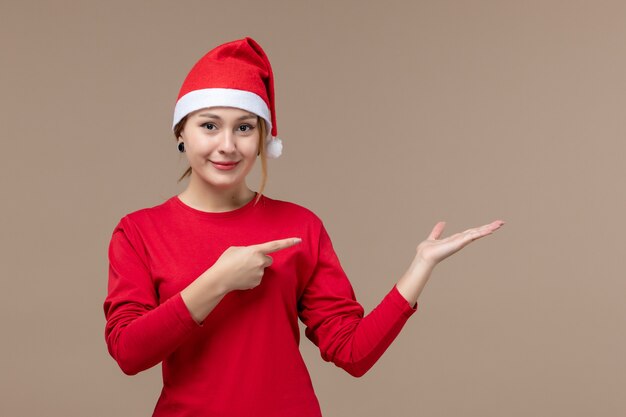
[103,36,505,417]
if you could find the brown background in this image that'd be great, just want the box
[1,1,624,416]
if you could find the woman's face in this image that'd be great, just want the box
[179,106,260,191]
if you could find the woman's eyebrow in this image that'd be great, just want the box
[197,112,257,120]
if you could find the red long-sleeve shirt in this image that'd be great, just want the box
[103,193,418,416]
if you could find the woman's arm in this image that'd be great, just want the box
[104,216,211,376]
[298,221,419,378]
[298,218,504,378]
[180,268,229,325]
[395,257,435,307]
[105,218,302,375]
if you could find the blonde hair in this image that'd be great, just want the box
[173,115,268,205]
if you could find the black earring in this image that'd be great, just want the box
[177,142,185,153]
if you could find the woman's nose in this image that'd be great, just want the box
[218,130,236,153]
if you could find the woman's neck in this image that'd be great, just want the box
[178,174,256,213]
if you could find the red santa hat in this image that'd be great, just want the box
[172,37,283,158]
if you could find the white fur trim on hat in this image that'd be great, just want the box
[172,88,273,134]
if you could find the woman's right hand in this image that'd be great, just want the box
[210,237,303,292]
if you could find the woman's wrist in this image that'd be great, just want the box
[396,256,436,307]
[180,268,230,325]
[200,267,230,297]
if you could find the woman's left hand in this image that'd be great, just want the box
[415,220,505,268]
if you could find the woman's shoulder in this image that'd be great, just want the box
[112,196,175,229]
[262,194,323,225]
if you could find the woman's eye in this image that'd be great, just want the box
[202,123,216,130]
[238,124,254,132]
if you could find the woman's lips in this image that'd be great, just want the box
[211,161,239,170]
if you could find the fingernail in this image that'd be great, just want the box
[294,238,302,243]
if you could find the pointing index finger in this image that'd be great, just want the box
[251,237,303,254]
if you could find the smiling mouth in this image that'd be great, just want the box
[210,160,239,165]
[210,160,240,170]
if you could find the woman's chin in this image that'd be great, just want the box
[200,177,243,190]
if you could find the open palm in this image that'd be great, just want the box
[416,220,505,267]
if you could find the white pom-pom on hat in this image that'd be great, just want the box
[266,136,282,158]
